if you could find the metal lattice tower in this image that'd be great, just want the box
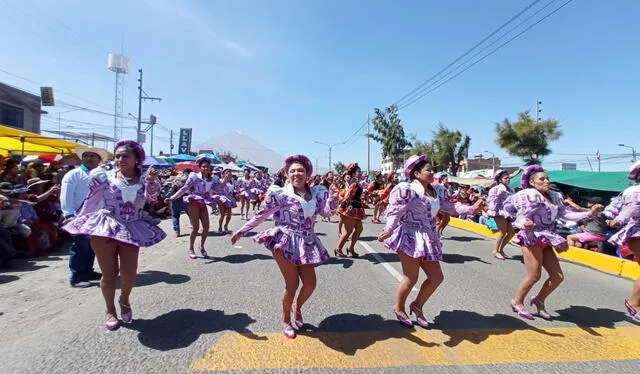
[108,54,129,140]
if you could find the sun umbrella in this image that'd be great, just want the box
[197,153,221,163]
[156,155,175,164]
[171,154,197,162]
[142,156,170,167]
[175,161,199,173]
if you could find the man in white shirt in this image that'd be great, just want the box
[60,146,108,288]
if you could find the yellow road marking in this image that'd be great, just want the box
[191,326,640,371]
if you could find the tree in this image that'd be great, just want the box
[407,134,435,158]
[495,111,562,165]
[430,124,470,176]
[368,105,412,171]
[334,161,346,176]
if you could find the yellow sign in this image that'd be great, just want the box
[40,87,55,106]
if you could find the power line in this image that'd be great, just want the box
[394,0,544,107]
[398,0,560,109]
[0,67,112,111]
[398,0,574,110]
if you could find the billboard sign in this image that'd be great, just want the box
[178,128,192,154]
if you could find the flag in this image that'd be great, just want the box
[596,150,600,161]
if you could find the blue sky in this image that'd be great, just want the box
[1,0,638,172]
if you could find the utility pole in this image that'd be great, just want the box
[136,69,162,145]
[367,115,370,175]
[169,129,174,156]
[137,69,143,143]
[536,100,542,123]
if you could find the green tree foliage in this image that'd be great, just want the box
[407,134,434,159]
[495,111,562,165]
[368,105,412,170]
[430,124,470,176]
[334,161,346,176]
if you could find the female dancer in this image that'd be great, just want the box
[608,161,640,322]
[487,169,516,260]
[335,163,366,257]
[236,168,257,220]
[505,165,602,320]
[377,155,483,328]
[215,169,237,233]
[435,173,451,236]
[375,173,398,222]
[251,171,267,212]
[165,157,220,259]
[231,155,338,339]
[63,140,166,330]
[368,172,385,224]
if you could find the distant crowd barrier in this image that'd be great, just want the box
[448,218,640,280]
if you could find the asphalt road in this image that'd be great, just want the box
[1,210,639,374]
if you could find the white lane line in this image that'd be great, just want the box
[358,241,417,292]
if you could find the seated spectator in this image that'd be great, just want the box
[0,159,22,184]
[567,197,615,248]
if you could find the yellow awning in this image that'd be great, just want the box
[0,124,83,156]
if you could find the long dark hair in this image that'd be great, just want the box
[409,160,429,181]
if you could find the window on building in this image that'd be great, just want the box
[0,102,25,129]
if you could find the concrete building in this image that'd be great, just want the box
[463,156,501,173]
[0,82,43,133]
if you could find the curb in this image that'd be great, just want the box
[448,218,639,280]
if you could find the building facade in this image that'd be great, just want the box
[0,83,43,133]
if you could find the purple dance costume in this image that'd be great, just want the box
[63,168,166,247]
[168,172,221,207]
[504,189,593,252]
[237,184,339,265]
[486,183,513,218]
[608,184,640,246]
[383,181,475,261]
[236,177,258,200]
[249,178,267,200]
[213,180,238,208]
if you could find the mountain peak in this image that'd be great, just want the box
[194,132,284,171]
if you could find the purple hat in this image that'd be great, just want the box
[494,169,509,182]
[521,165,545,189]
[284,154,313,175]
[629,161,640,181]
[114,140,146,163]
[404,155,428,179]
[197,157,212,167]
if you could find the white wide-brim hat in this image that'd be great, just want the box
[76,146,109,161]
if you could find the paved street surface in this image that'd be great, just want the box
[1,210,639,373]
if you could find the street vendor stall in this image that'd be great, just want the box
[0,124,82,156]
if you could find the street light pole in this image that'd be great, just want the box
[483,150,496,175]
[618,143,637,163]
[314,140,347,172]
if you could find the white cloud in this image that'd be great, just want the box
[141,0,252,58]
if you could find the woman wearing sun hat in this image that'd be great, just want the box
[165,157,221,259]
[608,161,640,322]
[378,155,484,328]
[231,154,339,339]
[487,169,516,260]
[63,140,166,330]
[503,165,602,320]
